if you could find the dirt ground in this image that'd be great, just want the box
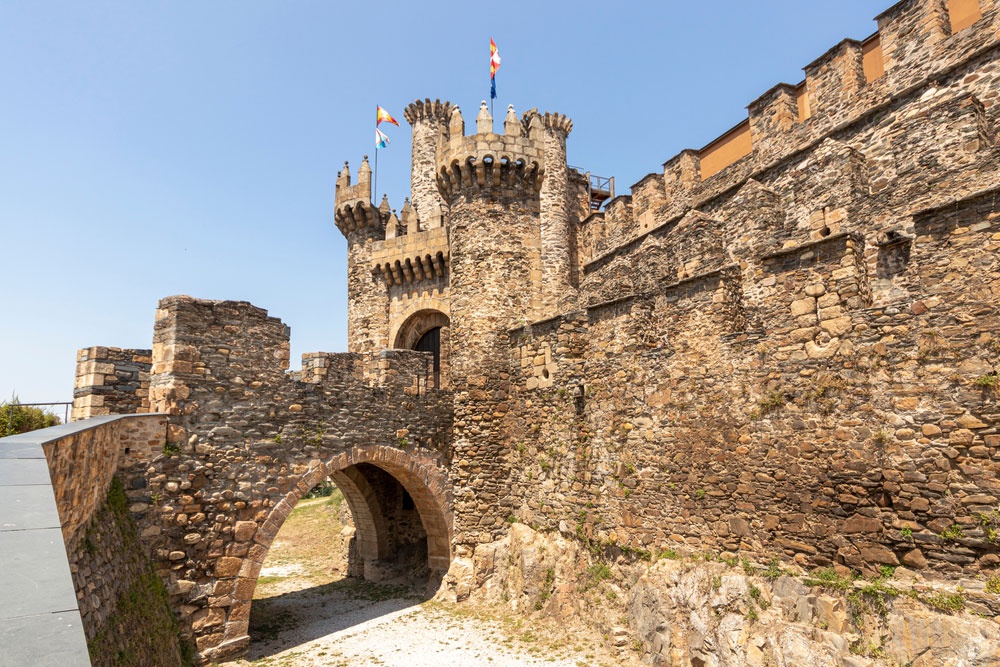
[216,494,630,667]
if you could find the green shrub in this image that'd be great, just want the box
[0,399,60,436]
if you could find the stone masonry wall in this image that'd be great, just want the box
[482,3,1000,579]
[38,415,179,665]
[73,347,152,421]
[72,477,187,667]
[130,296,453,661]
[502,190,999,578]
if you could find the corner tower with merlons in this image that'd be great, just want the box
[334,99,593,391]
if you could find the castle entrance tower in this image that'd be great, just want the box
[435,102,553,544]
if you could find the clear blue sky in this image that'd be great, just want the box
[1,1,884,406]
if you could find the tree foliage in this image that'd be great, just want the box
[1,399,61,436]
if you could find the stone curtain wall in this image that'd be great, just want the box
[580,0,1000,261]
[130,296,454,661]
[504,189,999,574]
[491,2,1000,576]
[73,347,152,421]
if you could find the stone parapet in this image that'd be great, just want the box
[436,104,544,203]
[371,226,449,287]
[587,0,999,258]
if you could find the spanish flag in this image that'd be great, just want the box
[376,106,399,127]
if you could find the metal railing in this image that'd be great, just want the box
[569,166,615,210]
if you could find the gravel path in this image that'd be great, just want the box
[224,583,618,667]
[221,497,625,667]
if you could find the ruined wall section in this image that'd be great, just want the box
[135,296,453,659]
[72,346,152,421]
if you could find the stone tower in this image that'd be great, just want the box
[334,156,389,354]
[334,98,588,394]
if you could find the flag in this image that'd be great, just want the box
[376,127,390,149]
[376,106,399,127]
[490,38,501,77]
[490,38,501,100]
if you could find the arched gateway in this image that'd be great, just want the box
[219,445,452,653]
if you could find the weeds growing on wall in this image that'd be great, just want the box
[84,476,195,667]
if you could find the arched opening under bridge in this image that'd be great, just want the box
[221,446,452,659]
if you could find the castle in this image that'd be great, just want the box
[8,0,1000,664]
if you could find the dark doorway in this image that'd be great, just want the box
[414,326,441,387]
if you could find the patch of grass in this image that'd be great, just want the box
[804,567,853,591]
[917,589,965,613]
[974,373,998,389]
[870,429,891,446]
[849,577,898,618]
[755,389,786,416]
[763,559,785,580]
[586,563,612,584]
[940,523,965,542]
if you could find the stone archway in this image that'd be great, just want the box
[393,309,450,388]
[218,445,452,654]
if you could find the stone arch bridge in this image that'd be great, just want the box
[69,295,456,662]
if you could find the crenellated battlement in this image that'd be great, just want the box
[435,102,545,203]
[582,0,999,263]
[403,98,453,126]
[334,156,385,238]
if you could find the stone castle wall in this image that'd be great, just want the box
[494,0,1000,574]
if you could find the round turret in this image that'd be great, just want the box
[334,156,385,239]
[405,99,454,228]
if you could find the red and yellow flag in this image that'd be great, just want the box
[376,106,399,127]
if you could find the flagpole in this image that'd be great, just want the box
[374,145,378,206]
